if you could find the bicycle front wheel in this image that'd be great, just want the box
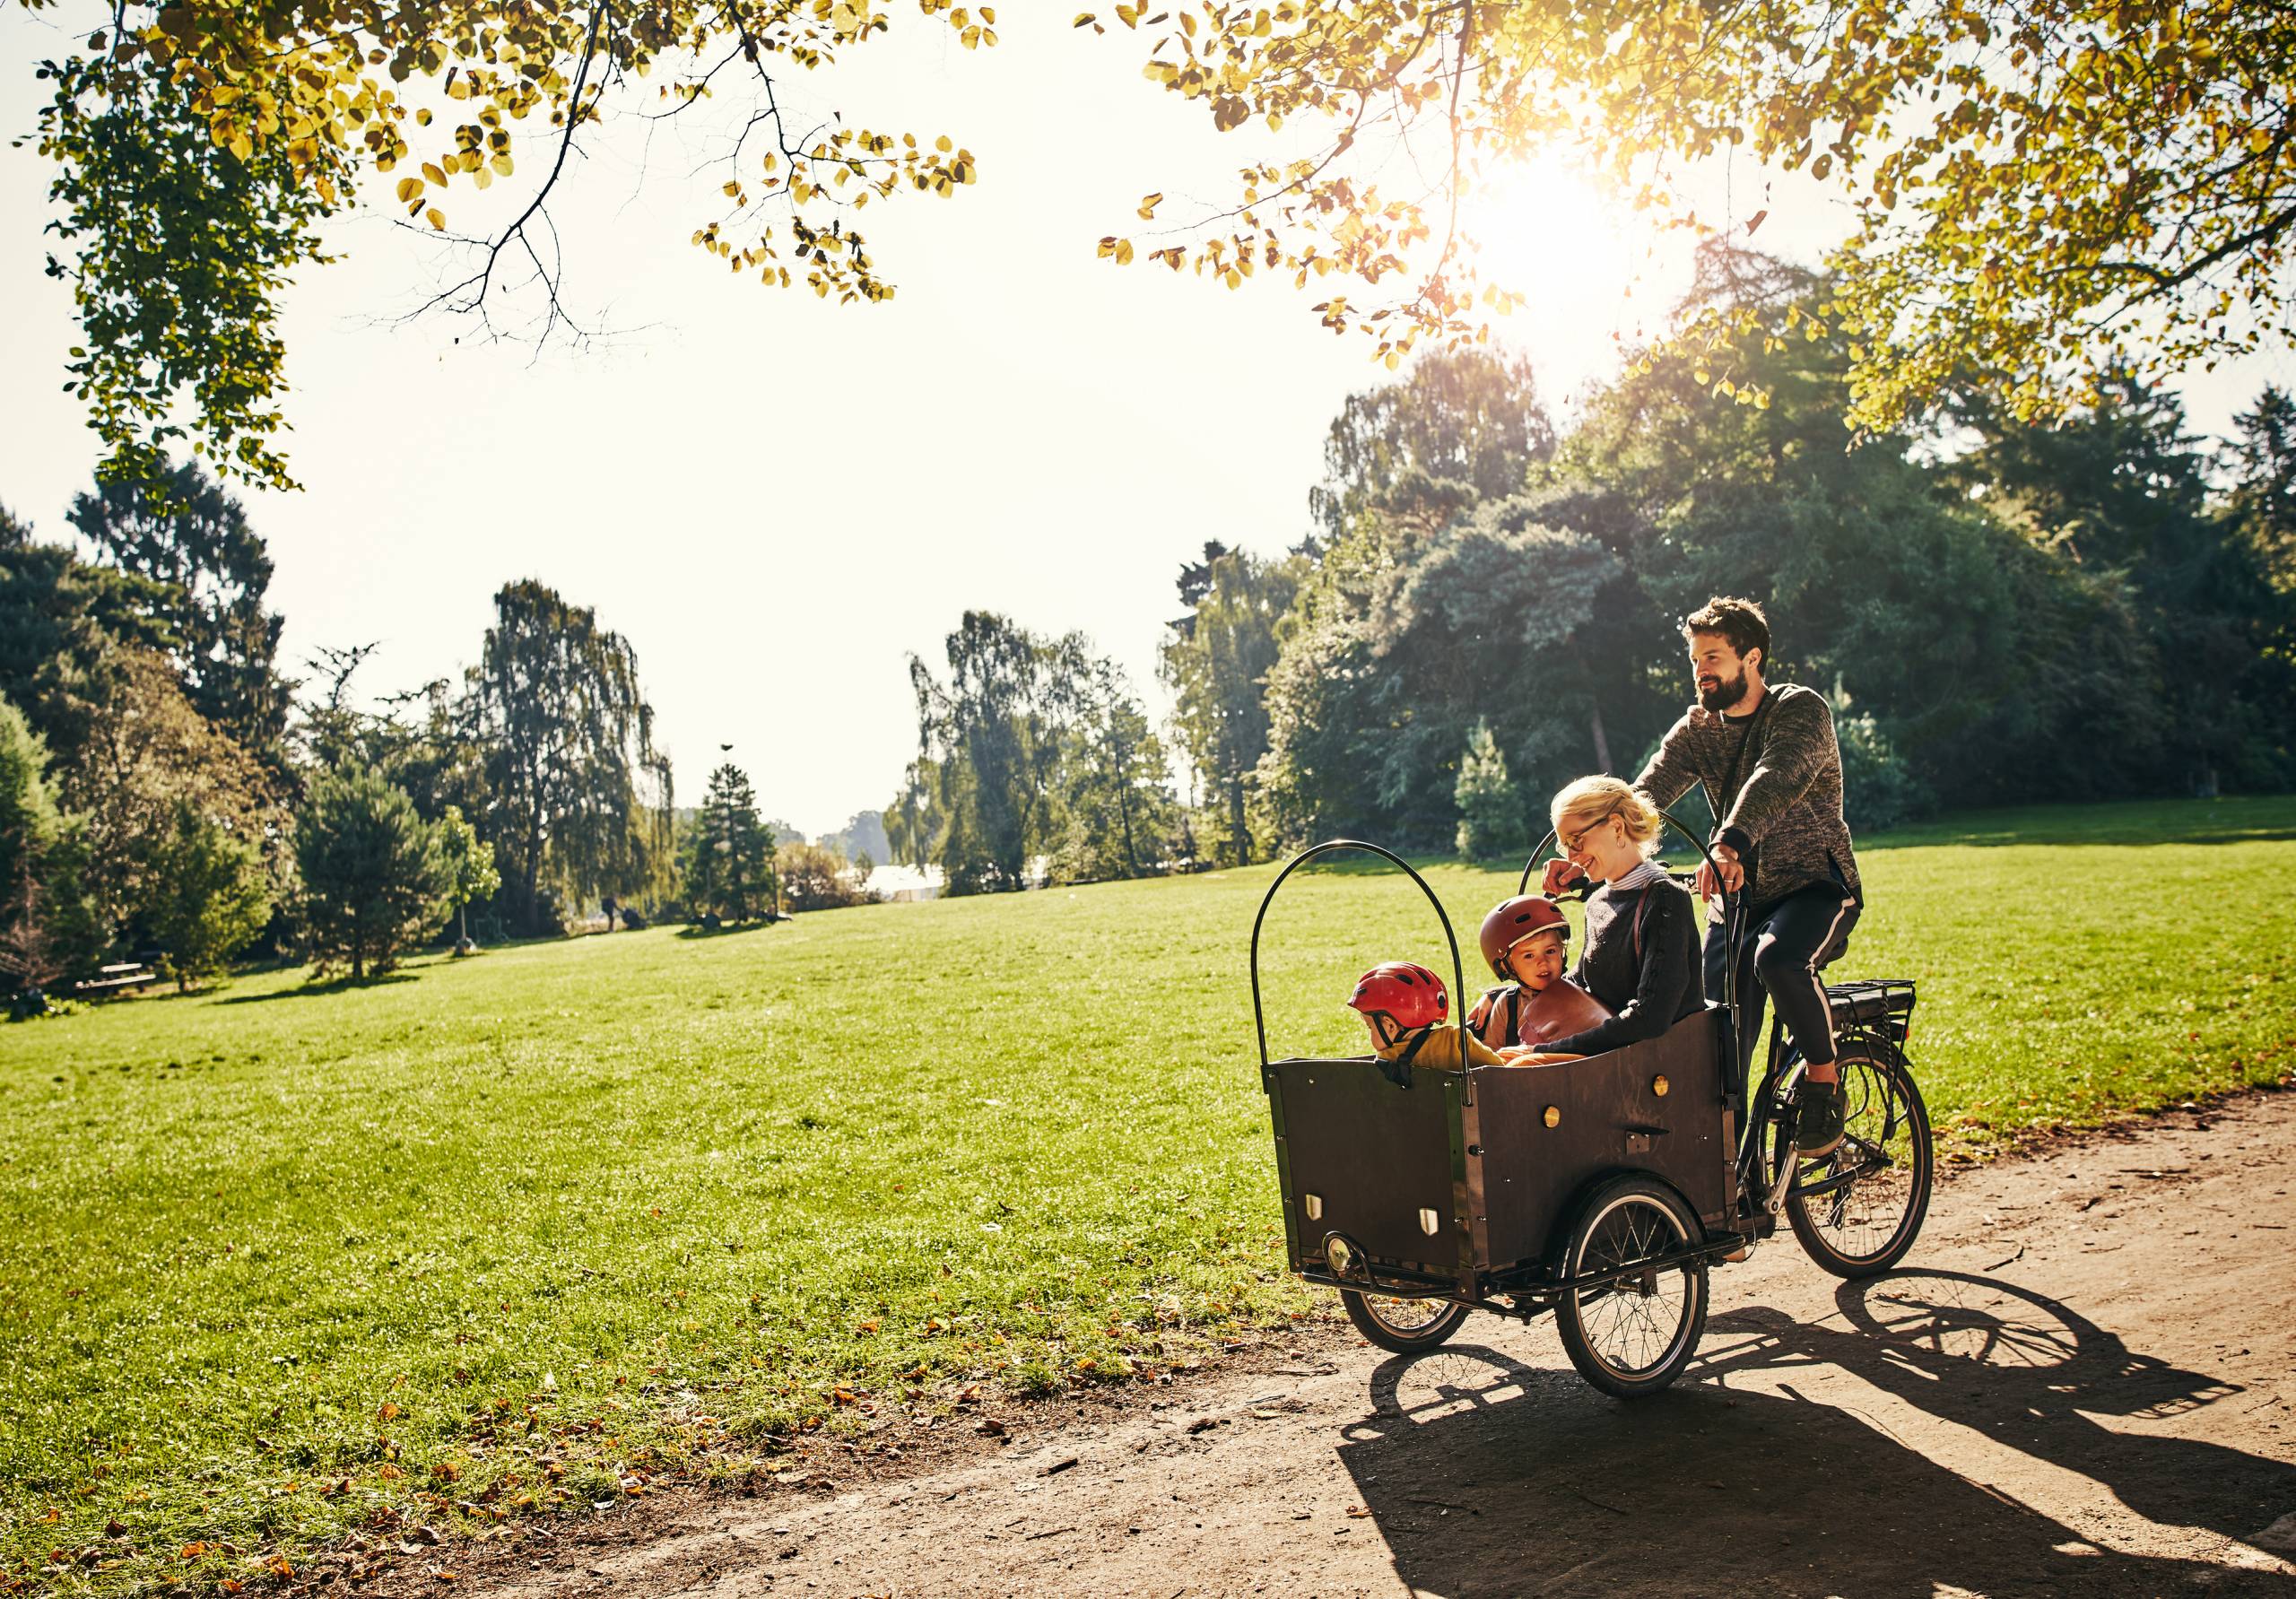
[1772,1041,1934,1278]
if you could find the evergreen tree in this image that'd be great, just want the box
[0,504,178,771]
[2225,387,2296,593]
[1952,372,2296,791]
[0,695,101,993]
[683,763,776,924]
[68,460,291,770]
[145,802,271,990]
[294,765,450,979]
[1453,720,1526,862]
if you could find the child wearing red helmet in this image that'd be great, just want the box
[1466,894,1613,1055]
[1347,960,1509,1071]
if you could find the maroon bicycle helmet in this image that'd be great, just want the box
[1478,894,1570,978]
[1347,961,1449,1032]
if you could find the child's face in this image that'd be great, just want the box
[1505,930,1567,992]
[1358,1011,1403,1051]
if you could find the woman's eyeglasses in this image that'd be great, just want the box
[1558,804,1624,854]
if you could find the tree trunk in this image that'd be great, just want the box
[1117,780,1138,877]
[1227,777,1250,866]
[1589,702,1613,775]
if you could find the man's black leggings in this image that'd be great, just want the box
[1702,882,1861,1083]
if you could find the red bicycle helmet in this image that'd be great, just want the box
[1478,894,1570,978]
[1347,961,1450,1032]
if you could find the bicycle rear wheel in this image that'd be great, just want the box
[1770,1041,1934,1278]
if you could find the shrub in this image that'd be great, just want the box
[1838,710,1932,834]
[1453,719,1527,860]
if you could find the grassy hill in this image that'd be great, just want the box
[3,795,2292,1594]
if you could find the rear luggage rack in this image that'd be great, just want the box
[1826,978,1917,1042]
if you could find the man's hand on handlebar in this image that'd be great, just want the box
[1696,842,1746,901]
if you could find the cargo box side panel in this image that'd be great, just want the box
[1270,1058,1459,1272]
[1470,1012,1731,1270]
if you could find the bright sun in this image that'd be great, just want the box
[1463,154,1672,398]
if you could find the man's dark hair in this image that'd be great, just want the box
[1683,595,1770,667]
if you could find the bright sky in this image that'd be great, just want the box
[3,9,2289,837]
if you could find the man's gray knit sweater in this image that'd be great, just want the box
[1634,682,1862,908]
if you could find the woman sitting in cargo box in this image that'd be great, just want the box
[1506,776,1704,1065]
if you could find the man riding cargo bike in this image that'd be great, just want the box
[1544,597,1864,1157]
[1250,595,1932,1397]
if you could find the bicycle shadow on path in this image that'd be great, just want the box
[1338,1269,2293,1596]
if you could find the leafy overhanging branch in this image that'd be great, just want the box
[21,0,996,491]
[1083,0,2296,430]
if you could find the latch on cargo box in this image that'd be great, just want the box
[1623,1125,1670,1155]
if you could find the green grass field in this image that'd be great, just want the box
[4,795,2293,1595]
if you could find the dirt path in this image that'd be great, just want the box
[441,1095,2296,1596]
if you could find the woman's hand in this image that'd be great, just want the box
[1540,856,1589,897]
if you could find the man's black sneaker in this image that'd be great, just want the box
[1796,1080,1845,1157]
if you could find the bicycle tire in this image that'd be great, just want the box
[1339,1289,1470,1353]
[1553,1175,1709,1398]
[1757,1041,1934,1279]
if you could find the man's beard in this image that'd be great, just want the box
[1698,668,1747,711]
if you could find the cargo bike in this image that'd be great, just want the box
[1248,818,1934,1397]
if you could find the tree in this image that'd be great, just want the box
[883,760,940,871]
[0,505,178,770]
[57,647,283,943]
[1160,543,1300,867]
[144,802,270,990]
[48,4,2296,473]
[1542,246,2172,810]
[818,810,892,866]
[2224,387,2296,593]
[0,694,101,994]
[68,459,291,767]
[437,804,500,953]
[775,840,871,912]
[683,763,776,925]
[31,4,989,490]
[1947,372,2296,791]
[907,613,1083,894]
[1051,658,1180,883]
[1250,488,1629,853]
[1087,4,2296,432]
[1309,351,1555,543]
[295,765,449,979]
[477,580,664,934]
[1454,720,1525,862]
